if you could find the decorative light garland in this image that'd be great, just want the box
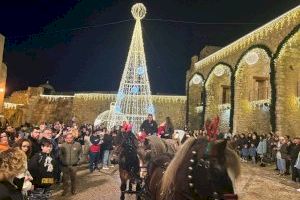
[250,99,271,109]
[218,103,231,111]
[194,6,299,69]
[4,102,24,109]
[40,94,74,102]
[74,93,115,101]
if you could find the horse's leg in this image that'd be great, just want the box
[120,181,126,200]
[120,170,127,200]
[128,179,133,192]
[136,181,141,200]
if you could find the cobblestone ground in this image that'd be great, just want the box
[50,163,300,200]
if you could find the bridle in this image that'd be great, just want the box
[187,141,238,200]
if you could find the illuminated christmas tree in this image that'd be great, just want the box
[108,3,155,132]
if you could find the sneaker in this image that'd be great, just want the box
[296,188,300,192]
[103,166,109,170]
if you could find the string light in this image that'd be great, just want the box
[108,3,154,132]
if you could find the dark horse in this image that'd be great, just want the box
[146,137,240,200]
[117,131,142,200]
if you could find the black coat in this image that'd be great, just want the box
[140,120,158,135]
[0,181,23,200]
[28,152,57,188]
[27,136,40,158]
[102,134,113,151]
[290,144,300,162]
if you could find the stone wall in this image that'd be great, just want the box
[187,84,202,130]
[4,90,186,129]
[205,67,231,133]
[233,49,271,135]
[186,6,300,136]
[275,29,300,136]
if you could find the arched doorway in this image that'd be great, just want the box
[233,47,272,134]
[205,64,232,133]
[275,27,300,137]
[187,73,204,130]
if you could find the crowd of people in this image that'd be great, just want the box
[0,114,174,200]
[191,129,300,192]
[1,115,299,200]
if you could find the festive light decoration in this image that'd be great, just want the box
[189,74,203,86]
[94,102,127,127]
[245,51,259,65]
[194,6,299,69]
[218,103,231,111]
[213,65,230,77]
[250,99,271,109]
[108,3,154,132]
[137,66,145,75]
[195,106,203,113]
[40,94,74,101]
[4,102,24,109]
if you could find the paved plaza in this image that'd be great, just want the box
[51,163,300,200]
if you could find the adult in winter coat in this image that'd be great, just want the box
[102,130,113,169]
[59,133,82,196]
[140,114,158,136]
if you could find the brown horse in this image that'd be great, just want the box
[147,137,241,200]
[117,131,142,200]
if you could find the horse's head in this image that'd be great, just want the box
[160,137,240,200]
[138,136,167,164]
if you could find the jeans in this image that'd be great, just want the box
[102,150,111,167]
[277,158,286,173]
[89,152,99,172]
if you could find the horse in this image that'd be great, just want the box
[146,137,241,200]
[138,135,178,166]
[117,131,142,200]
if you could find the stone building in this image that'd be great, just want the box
[3,86,186,129]
[186,6,300,136]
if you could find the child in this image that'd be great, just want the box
[28,139,57,198]
[241,144,249,162]
[249,143,257,164]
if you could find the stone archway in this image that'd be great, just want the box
[187,74,204,130]
[205,64,232,133]
[233,48,272,134]
[275,27,300,137]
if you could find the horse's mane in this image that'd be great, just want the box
[146,136,167,157]
[160,137,196,198]
[160,137,241,199]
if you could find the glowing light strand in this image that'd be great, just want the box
[108,3,154,132]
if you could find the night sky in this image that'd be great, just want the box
[1,0,299,95]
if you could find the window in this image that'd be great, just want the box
[222,85,231,104]
[253,76,268,100]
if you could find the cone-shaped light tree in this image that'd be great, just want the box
[108,3,155,132]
